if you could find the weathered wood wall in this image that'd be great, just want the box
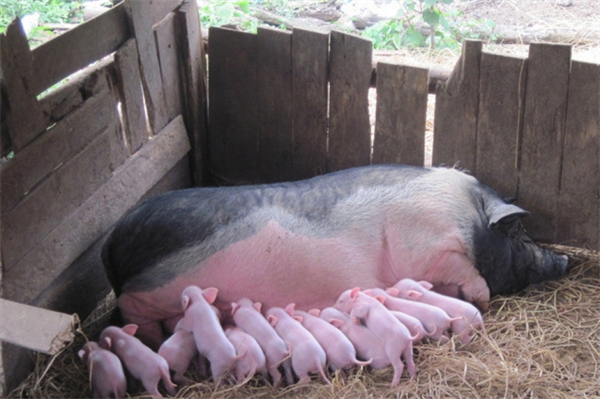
[208,31,599,251]
[0,0,207,393]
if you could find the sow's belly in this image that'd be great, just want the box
[117,221,400,339]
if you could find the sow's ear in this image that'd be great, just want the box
[488,203,530,227]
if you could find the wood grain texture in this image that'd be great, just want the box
[432,40,482,171]
[208,27,259,184]
[372,62,428,167]
[328,30,372,173]
[3,116,190,304]
[518,43,571,242]
[291,28,329,180]
[476,53,527,200]
[556,61,600,249]
[154,13,182,123]
[257,27,293,183]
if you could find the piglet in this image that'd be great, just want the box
[225,326,268,384]
[293,309,372,374]
[178,286,237,384]
[266,304,331,385]
[99,325,176,398]
[370,287,458,343]
[334,287,417,387]
[391,278,486,344]
[78,341,127,399]
[317,307,390,370]
[158,319,198,384]
[231,298,293,388]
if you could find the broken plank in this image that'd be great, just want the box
[328,30,372,173]
[0,299,76,355]
[257,27,293,183]
[372,62,428,167]
[3,116,190,305]
[291,28,328,180]
[518,43,571,243]
[432,40,482,170]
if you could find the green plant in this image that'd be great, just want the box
[198,0,262,32]
[0,0,82,34]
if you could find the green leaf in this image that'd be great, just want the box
[423,0,438,7]
[422,8,440,26]
[235,0,250,14]
[406,29,425,47]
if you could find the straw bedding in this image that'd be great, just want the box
[8,244,599,399]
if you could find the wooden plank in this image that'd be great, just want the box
[125,0,168,134]
[291,28,328,180]
[208,27,258,184]
[556,61,600,249]
[372,62,428,167]
[154,13,182,123]
[518,43,571,243]
[257,27,293,183]
[176,0,208,185]
[0,18,47,151]
[30,3,129,95]
[476,53,527,200]
[432,40,482,171]
[115,39,148,154]
[3,116,190,304]
[2,115,126,272]
[0,299,76,355]
[328,30,372,173]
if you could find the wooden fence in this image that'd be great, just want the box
[207,29,599,251]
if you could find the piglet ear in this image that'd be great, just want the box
[329,318,344,328]
[308,309,321,317]
[363,289,373,296]
[407,290,423,300]
[386,287,400,297]
[285,303,295,316]
[100,336,112,350]
[182,295,191,311]
[350,287,361,299]
[418,281,433,290]
[294,316,303,323]
[203,287,219,304]
[267,314,278,327]
[77,349,86,360]
[351,316,362,325]
[253,302,262,313]
[231,302,240,316]
[122,324,138,336]
[375,295,386,305]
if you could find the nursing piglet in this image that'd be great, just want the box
[369,287,458,343]
[293,309,372,374]
[225,326,268,384]
[179,286,237,384]
[78,341,127,399]
[392,278,486,344]
[231,298,293,387]
[334,288,416,387]
[266,305,331,385]
[99,325,176,398]
[317,307,390,370]
[157,319,197,384]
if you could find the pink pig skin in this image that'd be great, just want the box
[334,288,417,387]
[78,341,127,399]
[293,309,372,373]
[99,325,176,398]
[158,319,197,384]
[266,305,331,385]
[178,286,237,384]
[391,279,486,344]
[317,307,390,370]
[231,298,294,387]
[225,326,268,383]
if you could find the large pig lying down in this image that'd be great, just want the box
[102,165,568,348]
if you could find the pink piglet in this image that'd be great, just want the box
[78,341,127,399]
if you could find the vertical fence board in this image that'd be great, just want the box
[155,13,182,123]
[518,43,571,242]
[328,30,372,173]
[0,19,46,151]
[257,27,293,183]
[556,61,600,249]
[432,40,482,170]
[125,0,168,133]
[115,38,148,154]
[177,0,209,186]
[372,62,428,166]
[291,28,329,180]
[208,27,258,184]
[476,53,527,199]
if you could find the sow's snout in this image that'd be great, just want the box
[477,197,569,297]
